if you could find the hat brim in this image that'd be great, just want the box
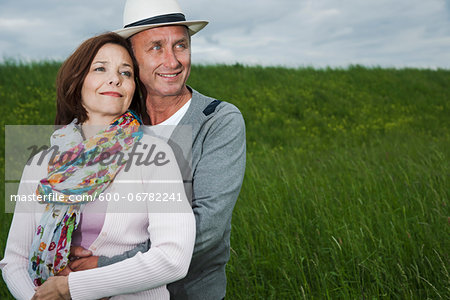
[114,20,208,38]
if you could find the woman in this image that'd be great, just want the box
[0,32,195,299]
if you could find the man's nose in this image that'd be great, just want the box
[164,48,180,69]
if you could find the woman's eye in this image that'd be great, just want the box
[94,67,105,72]
[121,71,132,77]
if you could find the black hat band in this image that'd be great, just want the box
[124,13,186,28]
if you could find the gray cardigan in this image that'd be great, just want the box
[98,88,246,299]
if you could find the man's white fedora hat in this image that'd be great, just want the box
[115,0,208,38]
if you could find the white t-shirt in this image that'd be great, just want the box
[150,99,191,141]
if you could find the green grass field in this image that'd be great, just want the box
[0,62,449,299]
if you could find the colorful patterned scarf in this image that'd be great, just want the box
[28,110,143,286]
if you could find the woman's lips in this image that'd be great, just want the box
[101,91,122,97]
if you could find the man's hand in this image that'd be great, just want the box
[69,255,99,271]
[31,276,70,300]
[69,246,93,260]
[56,265,73,276]
[55,246,98,274]
[55,246,91,276]
[66,246,98,272]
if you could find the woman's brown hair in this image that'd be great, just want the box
[54,32,146,125]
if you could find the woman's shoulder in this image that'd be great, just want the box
[21,150,50,179]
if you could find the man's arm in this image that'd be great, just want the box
[63,237,150,271]
[97,240,150,267]
[190,108,246,258]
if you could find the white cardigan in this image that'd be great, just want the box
[0,135,195,299]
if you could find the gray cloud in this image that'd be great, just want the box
[1,0,449,68]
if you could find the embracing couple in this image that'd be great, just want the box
[0,0,246,299]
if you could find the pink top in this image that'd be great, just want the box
[72,199,108,249]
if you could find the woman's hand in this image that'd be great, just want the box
[31,276,70,300]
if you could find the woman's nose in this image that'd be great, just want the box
[108,73,121,86]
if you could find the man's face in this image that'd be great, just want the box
[130,25,191,99]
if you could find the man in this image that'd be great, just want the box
[67,0,246,299]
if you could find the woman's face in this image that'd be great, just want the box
[81,43,135,124]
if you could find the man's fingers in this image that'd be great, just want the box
[69,257,88,270]
[70,246,92,258]
[68,258,82,270]
[68,256,99,271]
[56,266,72,276]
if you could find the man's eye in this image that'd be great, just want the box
[152,45,161,50]
[176,43,186,49]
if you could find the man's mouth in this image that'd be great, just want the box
[158,72,181,78]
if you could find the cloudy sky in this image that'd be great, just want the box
[1,0,449,69]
